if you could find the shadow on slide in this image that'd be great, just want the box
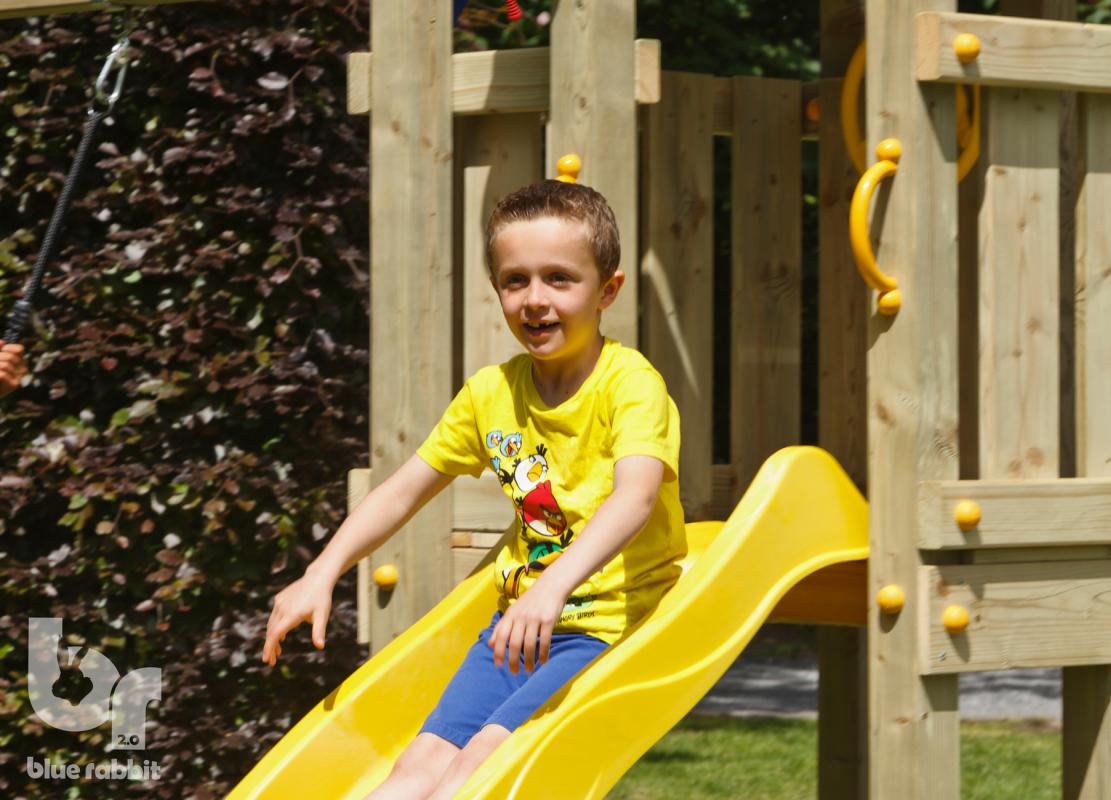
[227,445,868,799]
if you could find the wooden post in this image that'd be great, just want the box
[865,2,961,798]
[641,71,716,520]
[729,76,802,491]
[549,0,638,348]
[817,3,867,797]
[366,0,454,655]
[1066,89,1111,800]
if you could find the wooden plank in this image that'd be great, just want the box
[452,470,515,532]
[641,71,715,521]
[978,86,1059,479]
[349,468,372,646]
[770,560,866,626]
[818,77,868,491]
[970,545,1111,564]
[1069,90,1111,800]
[450,530,505,549]
[347,41,661,117]
[367,0,454,657]
[452,547,488,584]
[730,76,802,491]
[458,113,541,378]
[920,560,1111,673]
[918,477,1111,549]
[916,12,1111,94]
[866,1,961,797]
[549,0,638,347]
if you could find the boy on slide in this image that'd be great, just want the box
[261,177,687,799]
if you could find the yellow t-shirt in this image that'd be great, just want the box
[416,336,687,645]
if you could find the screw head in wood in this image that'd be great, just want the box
[877,584,906,614]
[374,563,399,590]
[954,33,982,64]
[954,499,981,531]
[943,604,970,634]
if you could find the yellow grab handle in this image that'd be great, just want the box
[841,41,979,183]
[850,138,902,315]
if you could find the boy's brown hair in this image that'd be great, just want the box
[485,180,621,283]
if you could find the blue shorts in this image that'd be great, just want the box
[418,609,610,749]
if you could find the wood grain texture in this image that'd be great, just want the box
[0,0,192,18]
[348,42,660,116]
[918,477,1111,549]
[367,0,454,657]
[458,114,541,378]
[349,468,372,645]
[730,76,802,491]
[452,470,515,532]
[866,2,961,797]
[641,71,715,520]
[920,560,1111,673]
[978,87,1060,479]
[549,0,638,347]
[916,12,1111,93]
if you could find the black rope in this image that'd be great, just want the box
[3,107,110,345]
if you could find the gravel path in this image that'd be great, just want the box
[690,657,1062,722]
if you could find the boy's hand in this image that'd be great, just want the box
[261,569,335,667]
[0,340,27,398]
[489,580,568,675]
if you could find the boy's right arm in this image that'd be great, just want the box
[261,453,454,666]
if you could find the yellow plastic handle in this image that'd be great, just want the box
[841,41,979,183]
[850,139,902,315]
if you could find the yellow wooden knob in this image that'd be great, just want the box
[373,563,399,590]
[877,288,902,315]
[954,33,981,64]
[877,584,906,614]
[942,604,970,634]
[876,138,902,162]
[954,500,981,532]
[555,153,581,183]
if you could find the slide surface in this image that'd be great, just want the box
[228,446,868,800]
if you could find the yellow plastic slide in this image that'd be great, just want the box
[228,446,868,799]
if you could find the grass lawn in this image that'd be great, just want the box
[607,716,1060,799]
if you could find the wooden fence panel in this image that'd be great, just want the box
[641,71,716,520]
[730,76,802,492]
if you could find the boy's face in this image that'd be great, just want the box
[489,216,623,362]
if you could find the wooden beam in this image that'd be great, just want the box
[367,0,454,657]
[916,12,1111,94]
[920,560,1111,673]
[918,477,1111,549]
[770,560,867,626]
[347,40,661,116]
[866,1,961,797]
[349,468,372,645]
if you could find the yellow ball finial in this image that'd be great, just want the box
[942,604,970,635]
[954,499,981,532]
[877,288,902,316]
[373,563,398,590]
[876,138,902,163]
[954,33,981,64]
[556,153,581,183]
[877,584,906,615]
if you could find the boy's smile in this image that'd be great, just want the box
[489,215,624,400]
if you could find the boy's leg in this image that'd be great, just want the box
[425,723,512,800]
[362,732,460,800]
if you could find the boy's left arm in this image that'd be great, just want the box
[489,454,663,674]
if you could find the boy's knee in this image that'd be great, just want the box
[394,732,460,775]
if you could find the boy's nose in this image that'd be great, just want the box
[524,279,548,309]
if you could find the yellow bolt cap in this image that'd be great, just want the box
[876,138,902,162]
[942,604,970,634]
[373,563,399,590]
[954,33,981,64]
[805,97,820,123]
[877,288,902,315]
[556,153,581,183]
[877,584,906,614]
[954,499,981,532]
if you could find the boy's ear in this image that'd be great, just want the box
[598,270,625,310]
